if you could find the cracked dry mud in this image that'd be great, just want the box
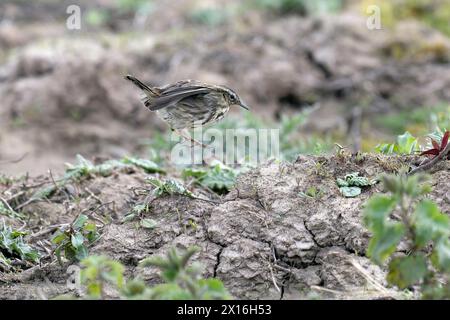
[2,153,449,300]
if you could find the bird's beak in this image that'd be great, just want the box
[238,100,250,110]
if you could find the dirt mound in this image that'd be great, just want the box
[2,153,447,299]
[2,12,450,175]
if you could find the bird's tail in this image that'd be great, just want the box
[124,75,159,96]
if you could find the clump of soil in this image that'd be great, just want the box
[1,153,448,299]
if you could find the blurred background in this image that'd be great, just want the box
[0,0,450,175]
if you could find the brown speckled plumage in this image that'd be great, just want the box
[125,75,249,130]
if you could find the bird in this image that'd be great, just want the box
[125,75,249,145]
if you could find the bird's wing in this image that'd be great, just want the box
[149,87,210,111]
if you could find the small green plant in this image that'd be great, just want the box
[0,200,25,220]
[140,218,158,230]
[121,203,149,223]
[123,178,215,225]
[420,130,449,159]
[138,247,232,300]
[78,247,231,300]
[363,173,450,298]
[336,172,376,197]
[375,131,419,155]
[52,214,100,264]
[30,155,164,202]
[121,156,164,174]
[81,255,125,299]
[299,186,324,199]
[0,174,14,186]
[147,178,194,198]
[0,223,39,270]
[182,162,243,194]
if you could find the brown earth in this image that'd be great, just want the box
[1,10,450,175]
[1,153,448,300]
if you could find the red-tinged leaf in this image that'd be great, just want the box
[432,139,440,151]
[440,131,449,151]
[420,149,440,157]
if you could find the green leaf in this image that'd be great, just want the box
[83,222,97,233]
[200,164,237,192]
[182,163,241,194]
[339,186,361,197]
[147,283,192,300]
[198,278,232,299]
[182,167,207,180]
[363,195,397,230]
[94,160,130,176]
[51,232,68,245]
[336,178,348,187]
[72,215,88,230]
[86,282,102,299]
[387,254,428,289]
[30,185,57,201]
[71,232,85,249]
[337,172,375,197]
[103,261,125,289]
[122,157,165,173]
[0,201,25,220]
[375,143,396,154]
[54,246,63,265]
[64,245,77,261]
[413,200,450,248]
[140,219,157,229]
[396,131,419,154]
[367,222,405,265]
[148,178,193,198]
[121,213,136,223]
[0,251,11,269]
[431,238,450,272]
[0,223,40,263]
[75,245,89,261]
[122,279,147,298]
[375,132,419,155]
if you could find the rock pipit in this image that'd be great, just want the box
[125,75,249,146]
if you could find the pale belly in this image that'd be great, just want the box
[156,105,229,130]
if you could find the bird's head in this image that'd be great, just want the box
[222,87,250,110]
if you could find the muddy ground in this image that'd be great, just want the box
[1,153,448,299]
[1,1,450,300]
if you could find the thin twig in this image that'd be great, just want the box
[408,142,450,175]
[0,196,16,214]
[14,198,35,211]
[84,187,103,204]
[28,223,69,240]
[268,263,281,293]
[80,201,113,226]
[6,190,25,203]
[348,258,392,296]
[310,285,343,295]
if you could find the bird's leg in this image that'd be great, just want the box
[173,129,221,165]
[174,129,208,148]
